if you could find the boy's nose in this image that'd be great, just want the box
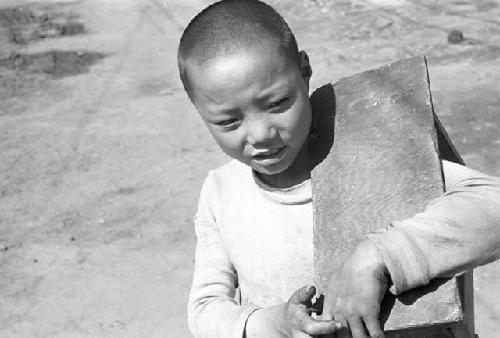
[246,119,277,146]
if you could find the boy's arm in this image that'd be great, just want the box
[368,160,500,294]
[188,226,261,338]
[187,173,260,338]
[323,160,500,338]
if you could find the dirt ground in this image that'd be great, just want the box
[0,0,498,337]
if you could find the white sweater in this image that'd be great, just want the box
[187,159,500,338]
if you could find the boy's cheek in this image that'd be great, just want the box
[211,132,247,160]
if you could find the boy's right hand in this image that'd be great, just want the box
[245,285,341,338]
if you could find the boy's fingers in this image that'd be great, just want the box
[363,315,385,338]
[303,320,342,335]
[300,314,342,335]
[291,332,313,338]
[347,316,368,338]
[289,285,316,306]
[320,311,334,321]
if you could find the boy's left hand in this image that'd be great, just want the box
[321,240,389,338]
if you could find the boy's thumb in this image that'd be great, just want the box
[289,285,316,305]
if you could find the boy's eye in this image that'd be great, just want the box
[214,118,239,128]
[267,97,289,110]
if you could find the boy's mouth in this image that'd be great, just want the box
[252,146,287,162]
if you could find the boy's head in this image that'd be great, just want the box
[178,0,301,96]
[178,0,313,187]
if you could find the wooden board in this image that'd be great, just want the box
[310,56,474,337]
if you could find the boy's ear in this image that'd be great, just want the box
[299,50,312,88]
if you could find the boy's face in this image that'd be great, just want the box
[188,45,312,186]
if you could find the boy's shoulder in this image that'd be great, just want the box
[211,159,249,179]
[205,159,253,194]
[199,160,254,212]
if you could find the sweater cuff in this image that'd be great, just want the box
[367,222,431,295]
[238,305,262,338]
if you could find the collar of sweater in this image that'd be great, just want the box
[252,170,312,205]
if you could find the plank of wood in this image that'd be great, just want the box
[310,56,474,337]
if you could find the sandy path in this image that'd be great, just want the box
[0,1,222,337]
[0,0,498,337]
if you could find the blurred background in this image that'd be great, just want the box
[0,0,498,336]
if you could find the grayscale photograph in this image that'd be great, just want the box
[0,0,499,337]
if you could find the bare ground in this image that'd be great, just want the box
[0,0,498,337]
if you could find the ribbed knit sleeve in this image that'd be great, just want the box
[368,160,500,295]
[187,172,261,338]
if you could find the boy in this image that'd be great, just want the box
[178,1,500,337]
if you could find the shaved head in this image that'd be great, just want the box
[177,0,299,97]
